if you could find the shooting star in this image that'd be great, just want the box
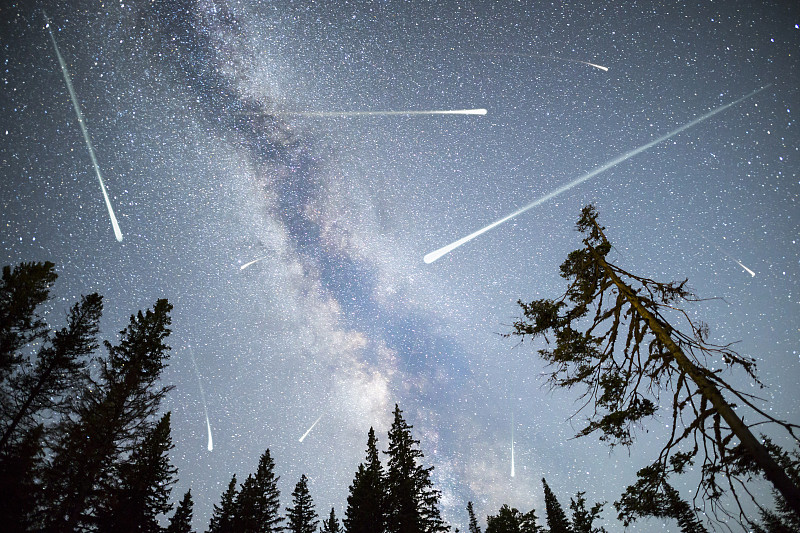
[299,414,323,443]
[479,51,608,71]
[43,11,123,242]
[283,108,487,117]
[424,85,771,264]
[697,232,756,277]
[187,345,214,451]
[240,256,268,270]
[511,412,516,478]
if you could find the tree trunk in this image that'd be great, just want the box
[587,240,800,520]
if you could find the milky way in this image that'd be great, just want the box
[2,2,797,531]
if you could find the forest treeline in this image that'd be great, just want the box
[1,207,798,532]
[0,260,601,533]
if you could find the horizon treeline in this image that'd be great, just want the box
[0,260,609,533]
[1,256,797,533]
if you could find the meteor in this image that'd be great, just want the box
[424,85,771,264]
[511,412,516,478]
[188,345,214,451]
[283,108,487,117]
[478,51,608,71]
[43,12,123,242]
[697,232,756,277]
[240,256,268,270]
[299,414,323,443]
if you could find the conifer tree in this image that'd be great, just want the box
[95,412,178,533]
[384,404,449,533]
[0,292,102,454]
[569,492,606,533]
[0,263,103,530]
[467,501,481,533]
[485,505,523,533]
[543,478,572,533]
[42,299,174,532]
[345,426,386,533]
[208,474,238,533]
[0,261,57,376]
[751,440,800,533]
[486,504,541,533]
[235,449,283,532]
[286,474,318,533]
[166,490,195,533]
[509,205,800,523]
[615,466,707,533]
[321,507,342,533]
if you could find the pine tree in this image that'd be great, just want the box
[509,205,800,523]
[208,474,238,533]
[0,292,101,454]
[752,440,800,533]
[166,490,195,533]
[615,465,707,533]
[467,502,481,533]
[42,299,174,532]
[569,492,606,533]
[519,509,542,533]
[542,479,572,533]
[384,404,449,533]
[485,504,541,533]
[321,507,342,533]
[286,474,318,533]
[0,263,103,531]
[95,412,178,533]
[235,449,283,532]
[0,261,57,376]
[486,504,523,533]
[345,426,386,533]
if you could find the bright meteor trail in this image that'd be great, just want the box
[44,12,123,242]
[299,414,323,443]
[283,108,487,117]
[188,345,214,451]
[479,51,608,71]
[511,412,515,478]
[240,256,268,270]
[424,85,771,264]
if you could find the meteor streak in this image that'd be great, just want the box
[240,256,268,270]
[697,232,756,277]
[188,345,214,451]
[479,51,608,71]
[299,414,323,443]
[283,108,487,117]
[424,85,771,264]
[511,412,515,478]
[43,12,123,242]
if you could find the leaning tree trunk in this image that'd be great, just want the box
[586,238,800,520]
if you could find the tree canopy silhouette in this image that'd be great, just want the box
[508,205,800,527]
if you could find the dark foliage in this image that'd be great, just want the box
[569,492,606,533]
[543,478,572,533]
[467,501,481,533]
[285,474,318,533]
[345,426,386,533]
[385,404,449,533]
[208,474,239,533]
[235,449,283,532]
[485,504,541,533]
[321,507,342,533]
[615,464,707,533]
[43,298,174,532]
[166,490,195,533]
[508,206,800,524]
[95,412,178,533]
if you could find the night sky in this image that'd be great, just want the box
[1,1,798,531]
